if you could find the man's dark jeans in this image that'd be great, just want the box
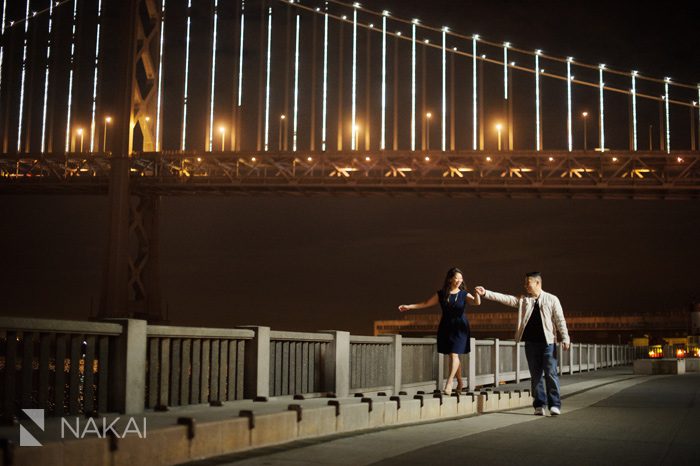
[525,342,561,409]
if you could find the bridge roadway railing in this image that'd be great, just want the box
[1,151,699,199]
[0,317,635,419]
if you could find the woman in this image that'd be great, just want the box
[398,267,480,395]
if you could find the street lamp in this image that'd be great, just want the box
[495,123,503,151]
[426,112,432,150]
[279,115,286,151]
[77,128,84,153]
[219,126,226,151]
[103,116,112,152]
[581,112,589,151]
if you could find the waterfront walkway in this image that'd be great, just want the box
[185,369,699,466]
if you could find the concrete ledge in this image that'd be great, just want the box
[251,411,298,447]
[476,392,499,413]
[457,393,477,416]
[418,398,441,420]
[113,425,189,466]
[296,406,337,439]
[438,396,459,418]
[396,398,422,424]
[633,358,685,375]
[336,403,370,433]
[685,359,699,372]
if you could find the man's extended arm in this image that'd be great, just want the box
[475,286,519,308]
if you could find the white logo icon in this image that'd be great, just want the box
[19,409,45,447]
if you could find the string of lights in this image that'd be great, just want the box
[278,0,696,110]
[319,0,697,91]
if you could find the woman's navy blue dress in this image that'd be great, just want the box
[436,289,471,354]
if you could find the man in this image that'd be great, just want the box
[475,272,570,416]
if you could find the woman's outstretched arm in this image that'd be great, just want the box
[398,293,439,312]
[466,290,481,306]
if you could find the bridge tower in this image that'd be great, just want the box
[98,0,164,322]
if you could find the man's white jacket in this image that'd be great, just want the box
[483,289,570,345]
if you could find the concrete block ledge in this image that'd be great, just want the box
[4,393,494,466]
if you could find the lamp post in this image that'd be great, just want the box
[582,112,589,151]
[496,123,503,151]
[279,114,286,151]
[103,116,112,152]
[426,112,432,150]
[219,126,226,151]
[77,128,84,153]
[354,124,360,151]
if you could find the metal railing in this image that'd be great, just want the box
[0,317,636,418]
[0,317,122,417]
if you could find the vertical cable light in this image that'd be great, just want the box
[411,19,417,151]
[181,0,193,150]
[381,11,388,150]
[441,27,447,152]
[664,77,671,154]
[472,35,478,150]
[208,0,220,151]
[40,0,55,153]
[155,0,167,151]
[321,4,328,151]
[0,0,7,94]
[237,0,245,107]
[64,0,78,152]
[599,64,605,152]
[89,0,104,152]
[351,3,358,150]
[16,0,31,152]
[566,57,573,152]
[535,50,541,151]
[503,42,509,100]
[292,13,300,152]
[263,6,272,151]
[631,71,638,151]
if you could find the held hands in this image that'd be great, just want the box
[398,305,411,312]
[562,342,571,350]
[474,286,486,296]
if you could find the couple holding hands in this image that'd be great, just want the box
[398,267,570,416]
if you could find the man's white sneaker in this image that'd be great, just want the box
[550,406,561,415]
[534,407,545,416]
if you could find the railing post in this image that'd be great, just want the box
[577,343,582,373]
[557,343,562,375]
[321,330,350,397]
[467,337,476,391]
[514,341,521,384]
[568,343,574,375]
[105,318,147,414]
[237,326,270,399]
[390,334,402,395]
[593,344,598,370]
[436,352,445,392]
[587,344,591,372]
[492,339,500,386]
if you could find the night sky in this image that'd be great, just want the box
[1,0,699,336]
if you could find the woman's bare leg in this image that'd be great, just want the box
[455,356,464,391]
[445,353,460,394]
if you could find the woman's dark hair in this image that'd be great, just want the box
[441,267,466,303]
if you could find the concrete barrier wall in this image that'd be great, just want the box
[0,317,636,418]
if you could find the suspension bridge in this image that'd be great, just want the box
[0,0,698,320]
